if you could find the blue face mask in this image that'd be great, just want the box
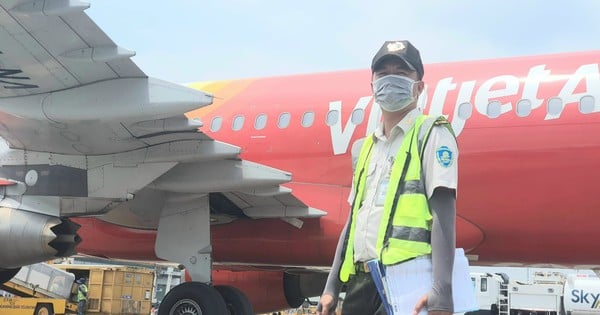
[372,75,417,112]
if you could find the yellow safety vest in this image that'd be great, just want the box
[339,115,454,282]
[77,284,88,302]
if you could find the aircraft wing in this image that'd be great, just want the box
[0,0,324,224]
[0,1,212,154]
[0,0,143,97]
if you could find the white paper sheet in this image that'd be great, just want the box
[383,248,478,314]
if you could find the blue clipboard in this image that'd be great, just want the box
[367,259,394,315]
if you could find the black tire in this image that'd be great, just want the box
[283,273,304,308]
[158,282,227,315]
[34,303,54,315]
[491,304,499,315]
[215,285,253,315]
[0,268,20,284]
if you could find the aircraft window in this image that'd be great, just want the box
[516,99,532,117]
[486,100,502,118]
[255,113,267,130]
[326,110,339,126]
[547,97,563,116]
[232,115,245,131]
[302,111,315,128]
[210,117,222,132]
[457,102,472,120]
[278,112,291,129]
[579,95,596,114]
[481,278,487,292]
[351,108,365,125]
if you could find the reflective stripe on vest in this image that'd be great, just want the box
[77,284,88,301]
[339,115,452,282]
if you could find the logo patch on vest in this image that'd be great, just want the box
[436,146,453,168]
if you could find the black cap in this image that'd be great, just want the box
[371,40,424,80]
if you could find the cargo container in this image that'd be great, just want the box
[55,264,154,315]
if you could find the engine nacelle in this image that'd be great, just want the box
[211,269,328,313]
[0,207,81,269]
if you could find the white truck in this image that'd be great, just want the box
[467,271,600,315]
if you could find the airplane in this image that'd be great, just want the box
[0,1,599,314]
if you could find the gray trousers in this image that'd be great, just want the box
[77,300,86,315]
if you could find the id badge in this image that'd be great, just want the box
[375,177,389,207]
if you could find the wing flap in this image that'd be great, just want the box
[150,160,292,193]
[225,191,326,219]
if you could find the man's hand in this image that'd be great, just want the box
[317,293,336,315]
[413,294,452,315]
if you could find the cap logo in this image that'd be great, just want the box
[386,41,405,52]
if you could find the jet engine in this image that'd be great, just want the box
[0,207,81,269]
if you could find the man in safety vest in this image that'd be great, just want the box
[75,278,88,315]
[318,40,457,315]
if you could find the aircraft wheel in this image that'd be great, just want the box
[215,285,253,315]
[158,282,227,315]
[0,267,20,284]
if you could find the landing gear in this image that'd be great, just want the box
[159,282,226,315]
[158,283,254,315]
[0,267,20,284]
[154,195,253,314]
[215,285,253,315]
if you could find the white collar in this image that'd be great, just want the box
[373,107,421,142]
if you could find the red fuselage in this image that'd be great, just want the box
[76,50,600,268]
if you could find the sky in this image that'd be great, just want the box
[85,1,600,84]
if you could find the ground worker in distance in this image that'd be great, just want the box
[76,278,88,315]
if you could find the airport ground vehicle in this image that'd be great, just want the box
[0,263,154,315]
[0,262,77,315]
[468,272,600,315]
